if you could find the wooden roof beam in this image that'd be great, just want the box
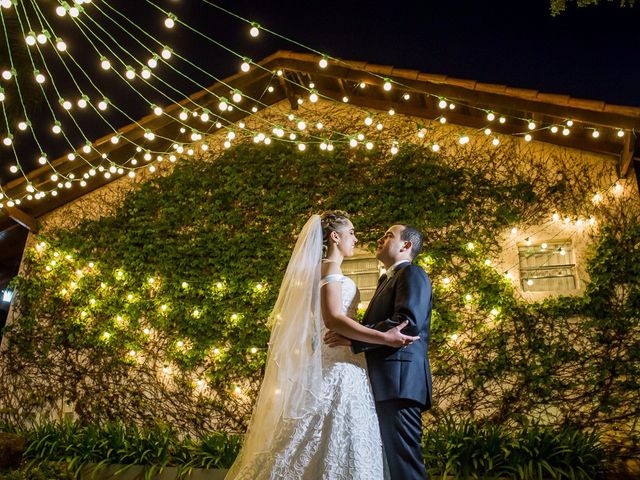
[619,132,638,178]
[1,206,37,232]
[269,56,640,131]
[318,88,623,157]
[277,72,299,110]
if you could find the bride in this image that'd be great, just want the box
[226,212,418,479]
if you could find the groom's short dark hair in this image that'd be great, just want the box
[400,225,423,260]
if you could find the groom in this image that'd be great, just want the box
[326,224,432,480]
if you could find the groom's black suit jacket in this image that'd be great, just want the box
[352,262,432,411]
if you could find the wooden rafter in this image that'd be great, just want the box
[277,72,299,110]
[318,88,623,157]
[619,132,638,178]
[2,206,37,233]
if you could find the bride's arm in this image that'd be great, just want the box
[321,279,417,348]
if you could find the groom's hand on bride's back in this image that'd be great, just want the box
[324,330,352,348]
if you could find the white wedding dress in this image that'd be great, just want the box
[229,274,386,479]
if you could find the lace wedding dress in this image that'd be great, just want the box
[228,274,386,480]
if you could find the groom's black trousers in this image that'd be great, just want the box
[376,399,428,480]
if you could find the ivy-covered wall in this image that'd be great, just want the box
[1,100,638,461]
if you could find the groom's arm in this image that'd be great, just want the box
[351,265,430,354]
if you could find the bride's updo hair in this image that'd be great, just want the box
[320,211,351,258]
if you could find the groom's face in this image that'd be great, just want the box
[376,225,407,265]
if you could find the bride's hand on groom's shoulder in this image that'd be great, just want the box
[324,330,352,348]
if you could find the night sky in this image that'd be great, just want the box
[1,0,639,183]
[202,0,640,106]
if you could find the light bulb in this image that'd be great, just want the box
[249,25,259,37]
[69,7,79,17]
[550,126,558,133]
[403,93,411,100]
[613,182,623,194]
[383,80,392,91]
[100,58,111,70]
[63,100,72,110]
[232,91,242,102]
[125,68,135,80]
[617,130,625,137]
[98,100,108,110]
[486,112,495,121]
[153,106,163,116]
[499,116,506,124]
[164,17,175,28]
[25,34,36,46]
[148,57,158,68]
[56,6,66,16]
[18,121,27,130]
[161,48,172,60]
[35,72,46,83]
[309,92,318,103]
[459,135,470,145]
[241,61,250,72]
[319,57,328,68]
[431,144,440,152]
[525,134,532,142]
[36,33,47,44]
[528,121,536,130]
[592,130,600,138]
[141,68,151,79]
[438,99,447,109]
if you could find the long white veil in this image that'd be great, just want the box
[226,215,323,477]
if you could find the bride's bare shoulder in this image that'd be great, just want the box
[321,260,342,277]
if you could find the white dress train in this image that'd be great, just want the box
[229,274,386,479]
